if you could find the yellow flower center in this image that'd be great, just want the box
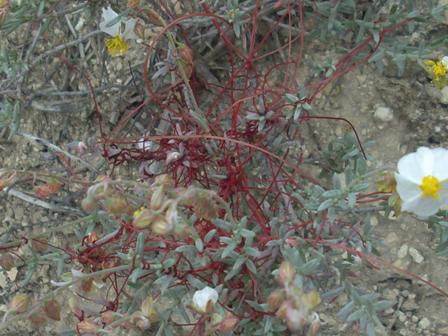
[105,35,129,56]
[425,60,447,80]
[419,175,441,200]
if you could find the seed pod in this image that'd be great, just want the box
[43,299,61,321]
[77,320,98,333]
[31,238,48,253]
[10,293,29,313]
[267,289,286,311]
[28,311,47,327]
[217,312,239,332]
[81,196,97,213]
[101,310,115,324]
[0,254,15,271]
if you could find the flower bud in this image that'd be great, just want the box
[286,305,306,332]
[303,290,321,310]
[10,293,29,313]
[165,204,179,227]
[267,289,286,311]
[307,313,321,336]
[104,197,129,215]
[276,300,292,320]
[151,216,173,235]
[154,174,173,187]
[133,208,154,229]
[0,254,15,271]
[135,315,151,331]
[34,185,52,199]
[192,286,219,314]
[150,186,165,210]
[28,311,47,327]
[217,312,239,332]
[47,178,62,193]
[81,196,97,213]
[43,299,61,321]
[141,296,158,322]
[101,310,115,324]
[278,261,296,286]
[77,320,98,333]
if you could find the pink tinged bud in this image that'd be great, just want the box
[278,261,296,286]
[192,286,219,314]
[267,289,286,311]
[307,313,321,336]
[218,312,239,332]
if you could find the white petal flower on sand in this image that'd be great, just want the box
[99,6,137,56]
[192,286,218,314]
[395,147,448,218]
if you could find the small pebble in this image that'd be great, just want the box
[398,244,409,259]
[409,247,424,263]
[374,106,394,122]
[418,317,431,330]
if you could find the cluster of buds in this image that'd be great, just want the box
[132,175,183,235]
[267,261,321,335]
[81,177,133,216]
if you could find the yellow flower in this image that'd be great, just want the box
[99,6,137,57]
[424,57,448,88]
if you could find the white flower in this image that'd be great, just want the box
[441,56,448,68]
[395,147,448,218]
[192,286,218,314]
[99,6,137,56]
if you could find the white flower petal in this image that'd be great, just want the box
[397,151,425,184]
[431,147,448,181]
[401,195,440,218]
[395,173,420,201]
[415,147,434,176]
[441,56,448,68]
[192,286,218,313]
[100,6,120,36]
[123,18,138,40]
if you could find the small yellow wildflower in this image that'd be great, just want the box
[99,6,137,57]
[424,56,448,88]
